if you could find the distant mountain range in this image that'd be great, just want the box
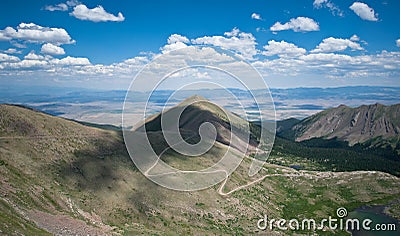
[278,103,400,154]
[2,85,400,105]
[1,86,400,125]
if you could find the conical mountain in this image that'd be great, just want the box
[142,95,259,154]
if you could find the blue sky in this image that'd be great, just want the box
[0,0,399,89]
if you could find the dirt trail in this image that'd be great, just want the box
[143,135,327,196]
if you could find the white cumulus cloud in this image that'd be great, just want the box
[54,56,91,65]
[44,3,68,11]
[349,2,378,21]
[160,34,190,53]
[24,52,46,60]
[3,59,48,69]
[70,4,125,22]
[313,0,343,16]
[66,0,80,7]
[270,17,320,33]
[191,28,258,59]
[160,42,188,54]
[262,40,306,58]
[0,23,75,45]
[350,34,360,41]
[223,28,240,37]
[251,13,262,20]
[253,50,400,80]
[0,53,20,62]
[41,43,66,55]
[311,37,363,53]
[3,48,21,54]
[2,29,400,88]
[167,34,190,44]
[313,0,328,7]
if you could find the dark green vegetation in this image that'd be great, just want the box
[0,103,400,235]
[268,136,400,176]
[271,104,400,176]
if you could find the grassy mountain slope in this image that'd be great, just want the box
[288,104,400,152]
[143,95,260,154]
[0,104,400,235]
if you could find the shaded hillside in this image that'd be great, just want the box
[0,104,400,235]
[142,95,261,154]
[279,103,400,153]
